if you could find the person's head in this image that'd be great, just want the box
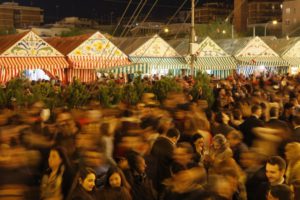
[267,184,294,200]
[166,127,180,144]
[78,167,96,192]
[105,167,130,189]
[251,105,262,117]
[126,150,147,174]
[48,147,70,172]
[212,134,227,151]
[270,107,279,119]
[265,156,286,185]
[191,133,204,153]
[226,130,243,148]
[285,142,300,162]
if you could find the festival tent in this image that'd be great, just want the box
[112,34,188,76]
[0,31,68,83]
[266,37,300,74]
[169,37,236,78]
[46,32,131,82]
[217,36,288,76]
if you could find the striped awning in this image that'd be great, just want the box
[282,57,300,66]
[109,63,149,74]
[68,56,131,69]
[236,57,288,67]
[129,57,189,69]
[186,57,236,70]
[0,57,68,70]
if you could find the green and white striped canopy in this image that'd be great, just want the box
[109,63,149,74]
[282,57,300,67]
[185,56,236,70]
[236,57,288,67]
[129,57,189,70]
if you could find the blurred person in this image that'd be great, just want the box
[124,150,157,200]
[97,166,132,200]
[279,103,294,124]
[70,167,97,200]
[162,167,206,200]
[266,107,290,132]
[40,147,74,200]
[190,134,205,164]
[226,130,248,166]
[230,109,244,129]
[267,184,294,200]
[255,156,286,200]
[285,142,300,200]
[171,142,198,174]
[147,128,180,194]
[291,115,300,142]
[212,112,235,137]
[239,104,264,147]
[207,134,233,169]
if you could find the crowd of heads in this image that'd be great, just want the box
[0,72,300,199]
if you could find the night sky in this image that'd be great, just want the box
[9,0,233,23]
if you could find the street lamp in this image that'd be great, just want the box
[264,20,278,36]
[164,28,169,33]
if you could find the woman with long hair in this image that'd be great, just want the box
[98,166,132,200]
[71,167,97,200]
[40,146,73,200]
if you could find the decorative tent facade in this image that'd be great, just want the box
[47,32,131,82]
[114,34,188,75]
[218,37,288,76]
[0,31,68,83]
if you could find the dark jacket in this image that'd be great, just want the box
[292,127,300,142]
[71,186,97,200]
[124,170,157,200]
[148,136,175,193]
[239,116,264,147]
[97,187,132,200]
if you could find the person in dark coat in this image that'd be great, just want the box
[212,112,235,137]
[254,156,286,200]
[239,104,264,147]
[267,107,290,132]
[98,166,132,200]
[147,128,180,194]
[124,150,157,200]
[291,115,300,142]
[71,167,97,200]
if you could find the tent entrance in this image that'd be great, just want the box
[23,69,51,81]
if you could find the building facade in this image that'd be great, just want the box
[282,0,300,36]
[247,0,283,25]
[0,2,43,29]
[178,3,232,24]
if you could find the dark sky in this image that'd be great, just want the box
[9,0,233,23]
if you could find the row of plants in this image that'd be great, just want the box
[0,73,214,109]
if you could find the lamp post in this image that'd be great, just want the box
[190,0,196,77]
[264,20,278,36]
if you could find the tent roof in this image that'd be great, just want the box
[264,37,300,56]
[215,37,252,55]
[111,35,154,55]
[46,33,94,55]
[0,31,29,54]
[167,38,190,56]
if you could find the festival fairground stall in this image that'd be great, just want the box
[112,34,188,77]
[217,37,288,76]
[0,31,68,83]
[47,32,132,82]
[170,37,236,78]
[267,37,300,75]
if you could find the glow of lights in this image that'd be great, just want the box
[164,28,169,33]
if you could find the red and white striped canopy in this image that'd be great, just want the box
[68,56,131,69]
[0,57,68,70]
[67,69,97,83]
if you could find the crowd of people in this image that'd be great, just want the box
[0,72,300,200]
